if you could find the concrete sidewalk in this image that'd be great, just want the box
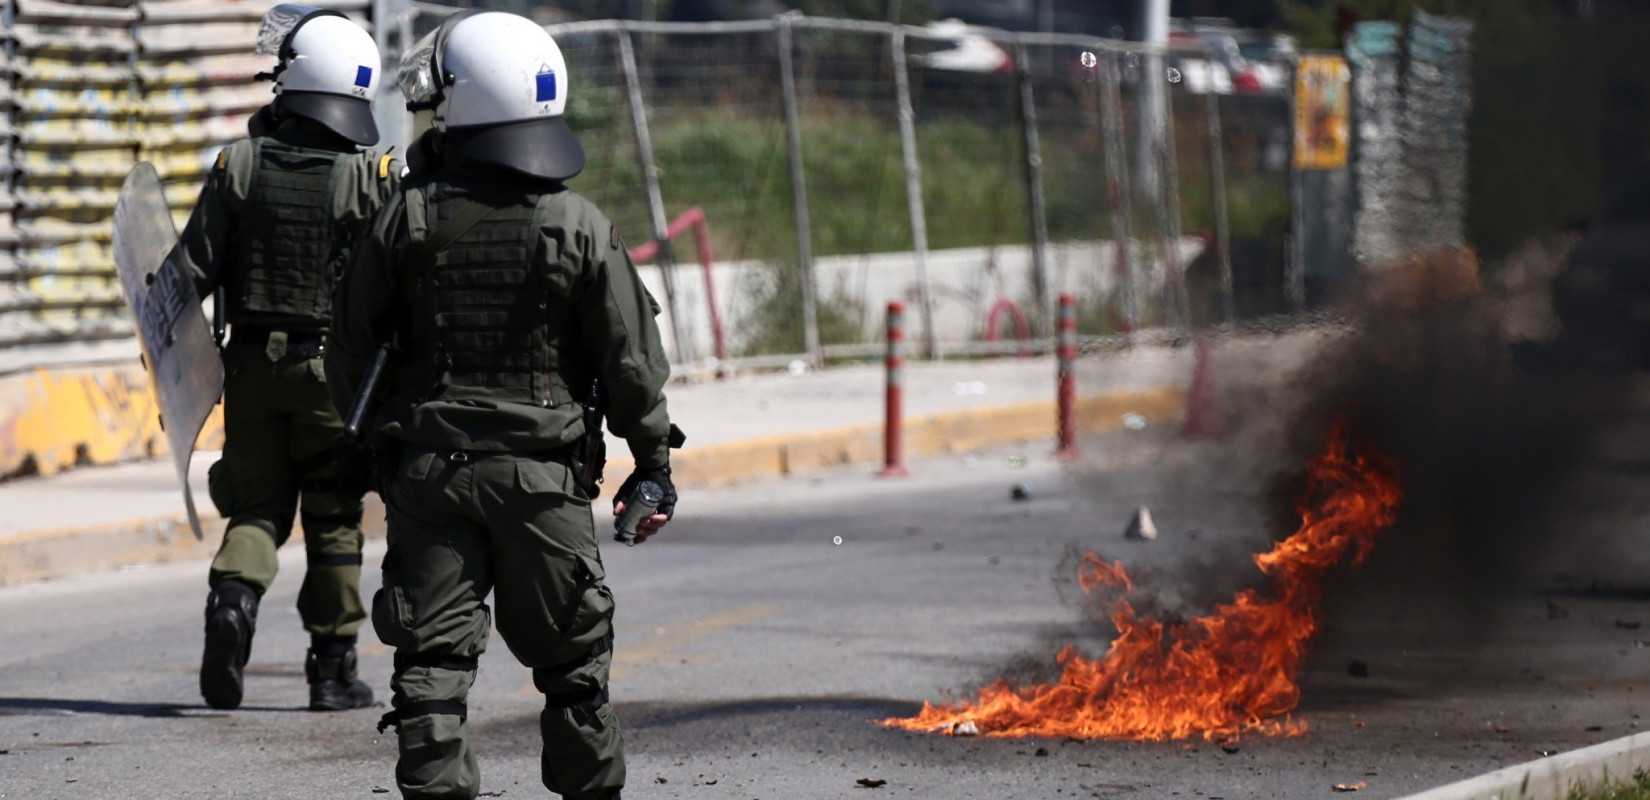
[0,330,1326,585]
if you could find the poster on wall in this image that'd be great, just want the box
[1294,54,1352,171]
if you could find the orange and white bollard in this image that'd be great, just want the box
[1055,293,1078,458]
[879,301,909,477]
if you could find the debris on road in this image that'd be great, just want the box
[1221,744,1240,754]
[1035,747,1049,757]
[1332,781,1367,792]
[856,778,887,788]
[1617,620,1641,630]
[1124,506,1157,540]
[1586,725,1603,732]
[1537,749,1558,757]
[1547,600,1570,620]
[1011,483,1032,501]
[371,790,389,795]
[1122,412,1147,431]
[1495,725,1511,733]
[655,777,668,784]
[940,720,980,736]
[1347,660,1370,678]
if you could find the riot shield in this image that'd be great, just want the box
[114,163,223,540]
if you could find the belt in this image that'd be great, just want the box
[235,326,326,359]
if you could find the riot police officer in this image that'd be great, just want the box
[171,5,400,712]
[327,11,678,800]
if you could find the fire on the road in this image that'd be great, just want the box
[882,416,1403,741]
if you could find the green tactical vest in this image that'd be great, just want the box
[229,138,356,323]
[397,183,588,408]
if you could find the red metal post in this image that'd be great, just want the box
[879,301,909,477]
[1181,337,1221,440]
[625,206,730,378]
[686,211,729,376]
[1055,293,1078,458]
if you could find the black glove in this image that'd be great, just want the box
[614,465,677,521]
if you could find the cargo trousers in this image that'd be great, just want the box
[375,447,623,800]
[206,334,367,638]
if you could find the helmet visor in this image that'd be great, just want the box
[397,26,443,105]
[256,4,340,57]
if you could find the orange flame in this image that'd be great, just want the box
[883,415,1402,741]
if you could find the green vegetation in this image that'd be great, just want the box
[567,100,1290,355]
[575,109,1289,261]
[1566,768,1650,800]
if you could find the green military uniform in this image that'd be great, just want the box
[327,159,673,800]
[173,119,401,643]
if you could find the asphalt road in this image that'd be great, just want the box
[3,425,1649,799]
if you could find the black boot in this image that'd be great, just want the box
[307,636,374,711]
[201,579,259,710]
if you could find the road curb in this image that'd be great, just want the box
[0,386,1182,588]
[1396,732,1650,800]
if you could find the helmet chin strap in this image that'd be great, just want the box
[254,62,288,83]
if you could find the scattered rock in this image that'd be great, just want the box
[856,778,887,788]
[1034,747,1049,757]
[1011,483,1032,501]
[1347,660,1370,678]
[1124,507,1157,540]
[655,777,668,784]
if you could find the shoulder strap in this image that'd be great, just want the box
[404,199,496,268]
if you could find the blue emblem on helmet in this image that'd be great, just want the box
[355,65,372,88]
[536,68,556,102]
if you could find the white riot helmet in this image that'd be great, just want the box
[255,4,381,145]
[399,11,584,181]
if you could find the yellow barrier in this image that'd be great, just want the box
[0,364,224,478]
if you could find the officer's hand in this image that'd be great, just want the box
[614,465,676,545]
[613,503,670,544]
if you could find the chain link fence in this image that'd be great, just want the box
[1,9,1307,373]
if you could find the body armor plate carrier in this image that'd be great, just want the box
[230,139,354,323]
[400,185,584,408]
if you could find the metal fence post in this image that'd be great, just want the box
[619,29,695,366]
[1014,41,1053,339]
[1157,66,1188,329]
[777,16,822,369]
[1099,51,1138,335]
[1205,89,1234,325]
[891,29,937,361]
